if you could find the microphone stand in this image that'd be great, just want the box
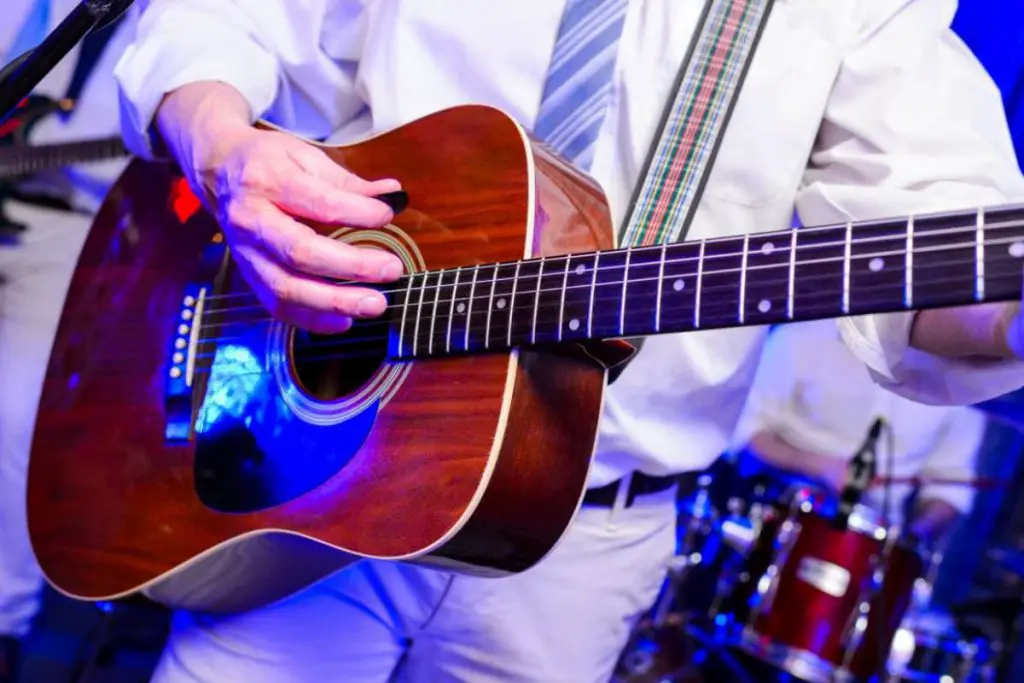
[833,417,884,530]
[0,0,136,123]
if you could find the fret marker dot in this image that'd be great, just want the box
[869,257,884,272]
[575,264,586,276]
[758,300,772,313]
[456,303,466,314]
[1010,242,1024,258]
[496,298,507,309]
[569,319,580,331]
[761,242,775,256]
[673,279,685,292]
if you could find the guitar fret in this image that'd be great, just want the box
[843,221,852,314]
[656,243,667,332]
[619,248,632,336]
[787,228,796,320]
[484,265,499,350]
[694,240,706,328]
[587,252,600,337]
[396,273,416,357]
[445,267,462,353]
[557,257,571,341]
[507,261,521,347]
[532,257,545,344]
[905,215,914,308]
[463,266,481,352]
[428,269,444,355]
[738,235,749,325]
[976,209,985,302]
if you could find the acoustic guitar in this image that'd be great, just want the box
[27,104,1024,614]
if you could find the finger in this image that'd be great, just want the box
[235,243,393,329]
[271,165,397,228]
[234,199,405,282]
[289,144,402,197]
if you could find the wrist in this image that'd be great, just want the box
[155,81,256,179]
[910,303,1021,361]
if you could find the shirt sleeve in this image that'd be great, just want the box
[730,327,802,450]
[916,407,987,513]
[793,0,1024,406]
[112,0,329,159]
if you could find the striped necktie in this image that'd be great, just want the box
[532,0,629,171]
[6,0,50,61]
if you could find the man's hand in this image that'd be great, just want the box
[156,81,405,334]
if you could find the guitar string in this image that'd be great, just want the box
[189,233,1023,338]
[84,250,1008,370]
[89,233,1017,360]
[176,256,1022,369]
[194,212,1022,308]
[181,261,1024,377]
[96,233,1016,352]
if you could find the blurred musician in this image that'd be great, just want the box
[0,2,135,679]
[732,319,987,546]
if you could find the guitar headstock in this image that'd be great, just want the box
[0,94,74,147]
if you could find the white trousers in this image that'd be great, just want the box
[152,485,678,683]
[0,200,91,637]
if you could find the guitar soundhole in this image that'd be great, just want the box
[289,321,388,402]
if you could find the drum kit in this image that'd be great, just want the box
[613,473,1006,683]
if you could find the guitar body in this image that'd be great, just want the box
[27,105,615,613]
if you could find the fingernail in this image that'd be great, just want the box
[357,295,387,317]
[379,261,404,280]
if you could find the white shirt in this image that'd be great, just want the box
[733,320,986,522]
[2,0,136,209]
[114,0,1024,487]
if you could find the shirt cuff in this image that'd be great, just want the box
[113,27,280,160]
[837,312,1024,406]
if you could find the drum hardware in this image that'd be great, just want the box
[886,608,999,683]
[709,487,925,683]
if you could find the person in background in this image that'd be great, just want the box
[112,1,1024,681]
[732,320,987,547]
[0,3,136,680]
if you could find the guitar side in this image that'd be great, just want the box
[26,105,614,613]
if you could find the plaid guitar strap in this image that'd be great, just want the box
[609,0,776,381]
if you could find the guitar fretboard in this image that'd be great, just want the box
[0,137,127,180]
[387,204,1024,360]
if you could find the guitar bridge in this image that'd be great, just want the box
[165,236,228,441]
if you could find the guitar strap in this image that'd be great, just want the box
[608,0,776,382]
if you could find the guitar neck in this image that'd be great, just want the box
[389,204,1024,359]
[0,137,128,180]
